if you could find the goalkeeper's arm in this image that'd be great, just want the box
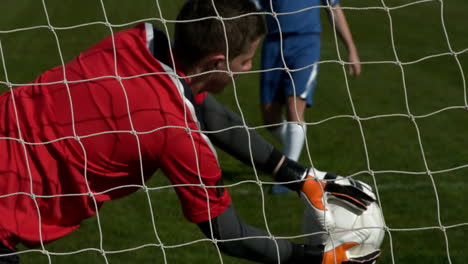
[197,204,380,264]
[197,93,283,175]
[197,94,380,263]
[198,94,375,210]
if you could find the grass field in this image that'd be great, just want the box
[0,0,467,263]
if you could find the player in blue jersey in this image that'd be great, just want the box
[256,0,362,194]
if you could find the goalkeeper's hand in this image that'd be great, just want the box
[274,158,376,211]
[299,225,381,264]
[302,169,376,212]
[274,157,376,230]
[300,169,375,231]
[322,242,381,264]
[321,227,381,264]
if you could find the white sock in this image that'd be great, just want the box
[283,123,306,161]
[269,122,287,144]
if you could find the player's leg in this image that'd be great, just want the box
[283,95,307,162]
[261,101,284,141]
[267,96,308,194]
[0,243,19,264]
[197,204,323,263]
[282,32,321,163]
[262,100,293,194]
[260,34,308,194]
[260,34,295,194]
[260,33,286,143]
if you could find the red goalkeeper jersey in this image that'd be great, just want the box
[0,23,231,249]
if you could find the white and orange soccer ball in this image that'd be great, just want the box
[303,198,385,260]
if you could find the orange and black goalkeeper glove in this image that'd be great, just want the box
[322,242,381,264]
[274,158,376,231]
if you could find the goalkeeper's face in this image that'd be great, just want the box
[229,38,260,76]
[204,38,261,94]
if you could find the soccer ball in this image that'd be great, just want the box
[302,199,385,258]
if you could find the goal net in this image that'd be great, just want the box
[0,0,466,263]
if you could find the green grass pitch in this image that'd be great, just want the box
[0,0,467,263]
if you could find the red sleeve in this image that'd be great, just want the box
[194,91,208,104]
[157,121,231,223]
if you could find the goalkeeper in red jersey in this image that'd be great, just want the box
[0,0,379,263]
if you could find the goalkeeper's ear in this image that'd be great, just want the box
[201,53,227,72]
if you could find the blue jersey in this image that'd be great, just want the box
[258,0,340,34]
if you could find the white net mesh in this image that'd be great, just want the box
[0,0,466,263]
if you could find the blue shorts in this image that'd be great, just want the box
[260,33,320,106]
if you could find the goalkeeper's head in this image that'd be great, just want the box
[174,0,266,93]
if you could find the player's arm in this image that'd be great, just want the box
[198,94,375,210]
[324,2,361,77]
[197,205,380,264]
[197,204,324,263]
[197,95,380,263]
[197,93,283,175]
